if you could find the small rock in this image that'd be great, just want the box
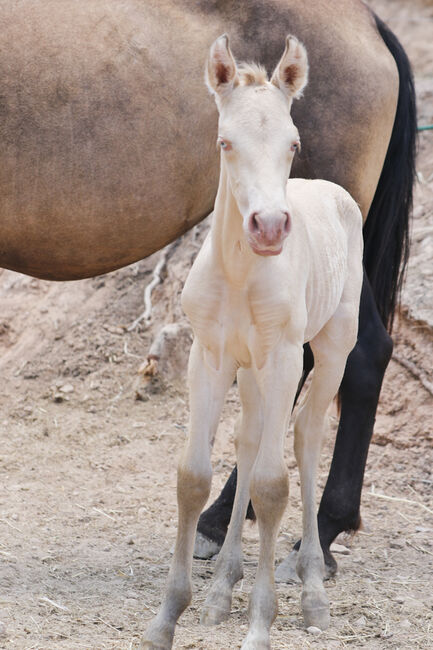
[53,393,64,403]
[59,383,74,393]
[330,542,350,555]
[354,615,367,627]
[400,619,411,629]
[105,325,125,335]
[415,526,431,533]
[390,542,403,549]
[306,626,322,636]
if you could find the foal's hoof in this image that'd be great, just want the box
[140,639,171,650]
[301,589,330,631]
[141,620,174,650]
[241,630,271,649]
[275,548,337,583]
[194,531,221,559]
[275,550,301,584]
[200,600,231,626]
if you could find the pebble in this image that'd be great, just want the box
[306,626,322,636]
[354,615,367,627]
[400,619,411,629]
[59,383,74,393]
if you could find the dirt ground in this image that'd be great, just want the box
[0,1,432,648]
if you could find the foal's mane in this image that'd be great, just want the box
[237,63,268,86]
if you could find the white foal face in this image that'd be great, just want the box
[218,86,299,255]
[206,34,308,256]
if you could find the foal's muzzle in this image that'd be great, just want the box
[247,210,291,255]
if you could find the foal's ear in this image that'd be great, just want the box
[271,35,308,101]
[205,34,239,100]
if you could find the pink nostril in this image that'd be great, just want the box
[249,212,261,234]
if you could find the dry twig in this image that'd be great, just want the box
[392,352,433,397]
[128,241,180,331]
[368,485,433,515]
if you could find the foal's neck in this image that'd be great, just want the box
[211,161,256,288]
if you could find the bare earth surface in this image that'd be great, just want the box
[0,1,432,648]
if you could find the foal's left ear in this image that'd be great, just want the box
[271,35,308,101]
[205,34,239,100]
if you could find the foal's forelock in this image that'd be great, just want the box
[237,63,269,87]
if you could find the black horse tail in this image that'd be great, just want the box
[363,14,417,332]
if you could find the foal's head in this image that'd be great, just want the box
[206,35,308,256]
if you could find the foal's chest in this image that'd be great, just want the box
[182,260,294,370]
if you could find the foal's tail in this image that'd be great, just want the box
[362,14,417,332]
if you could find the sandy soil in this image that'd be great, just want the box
[0,1,432,648]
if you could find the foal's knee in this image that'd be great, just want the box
[177,465,212,515]
[250,470,289,524]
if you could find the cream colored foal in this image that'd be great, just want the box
[143,34,363,650]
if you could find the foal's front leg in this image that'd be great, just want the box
[242,342,303,650]
[201,368,263,625]
[142,340,236,650]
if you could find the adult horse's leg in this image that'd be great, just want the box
[194,344,314,559]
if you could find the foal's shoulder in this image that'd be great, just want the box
[287,178,353,201]
[287,178,361,224]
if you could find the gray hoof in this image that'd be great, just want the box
[193,531,221,559]
[275,550,301,584]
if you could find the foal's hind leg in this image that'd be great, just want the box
[278,275,393,582]
[294,305,358,630]
[201,368,262,625]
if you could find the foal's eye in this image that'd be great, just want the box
[217,137,232,151]
[290,141,300,153]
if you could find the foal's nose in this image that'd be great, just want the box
[247,210,291,252]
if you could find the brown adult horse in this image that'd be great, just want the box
[1,0,415,611]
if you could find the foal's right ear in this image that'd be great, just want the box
[205,34,239,100]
